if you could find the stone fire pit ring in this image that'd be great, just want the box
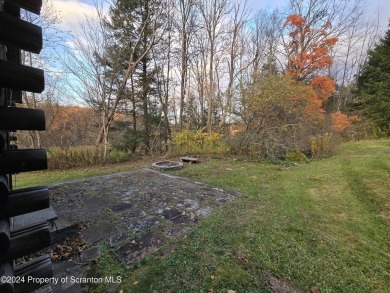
[152,160,184,171]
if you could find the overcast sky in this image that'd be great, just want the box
[52,0,389,35]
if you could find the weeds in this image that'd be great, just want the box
[47,146,136,169]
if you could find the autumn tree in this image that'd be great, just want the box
[236,74,326,157]
[233,12,342,157]
[284,0,369,130]
[17,103,99,149]
[283,14,337,82]
[283,14,339,124]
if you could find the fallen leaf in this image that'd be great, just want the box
[133,280,139,285]
[236,251,249,263]
[311,286,319,293]
[227,290,236,293]
[210,275,215,280]
[50,234,86,261]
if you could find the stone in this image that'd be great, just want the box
[81,221,116,244]
[114,232,164,268]
[80,246,101,262]
[180,156,200,163]
[109,233,129,247]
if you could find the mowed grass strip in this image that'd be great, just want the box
[15,140,390,292]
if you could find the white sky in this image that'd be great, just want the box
[52,0,390,38]
[52,0,96,33]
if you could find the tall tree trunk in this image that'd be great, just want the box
[207,39,214,133]
[165,29,172,144]
[142,58,150,153]
[179,29,187,132]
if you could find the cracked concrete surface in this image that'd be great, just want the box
[45,168,239,292]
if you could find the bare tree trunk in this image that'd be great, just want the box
[222,1,248,128]
[207,38,215,133]
[177,0,196,132]
[198,0,230,133]
[179,6,187,131]
[164,33,172,143]
[131,75,137,131]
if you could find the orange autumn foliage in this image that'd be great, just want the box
[287,79,325,122]
[310,76,336,102]
[48,106,94,132]
[283,14,343,123]
[331,111,360,133]
[284,14,337,82]
[284,14,306,28]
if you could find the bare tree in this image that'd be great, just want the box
[176,0,197,131]
[197,0,231,132]
[232,8,283,125]
[63,1,115,158]
[330,8,380,111]
[20,0,66,148]
[150,0,176,151]
[188,32,209,128]
[64,0,167,157]
[221,0,249,128]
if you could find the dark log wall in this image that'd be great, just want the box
[0,1,55,292]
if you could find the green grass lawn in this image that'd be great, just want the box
[17,140,390,292]
[13,160,152,189]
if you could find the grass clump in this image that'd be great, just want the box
[285,149,308,162]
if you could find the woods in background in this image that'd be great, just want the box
[17,0,389,167]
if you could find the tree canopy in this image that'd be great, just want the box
[21,0,385,158]
[357,23,390,132]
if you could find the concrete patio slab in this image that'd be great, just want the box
[45,168,239,292]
